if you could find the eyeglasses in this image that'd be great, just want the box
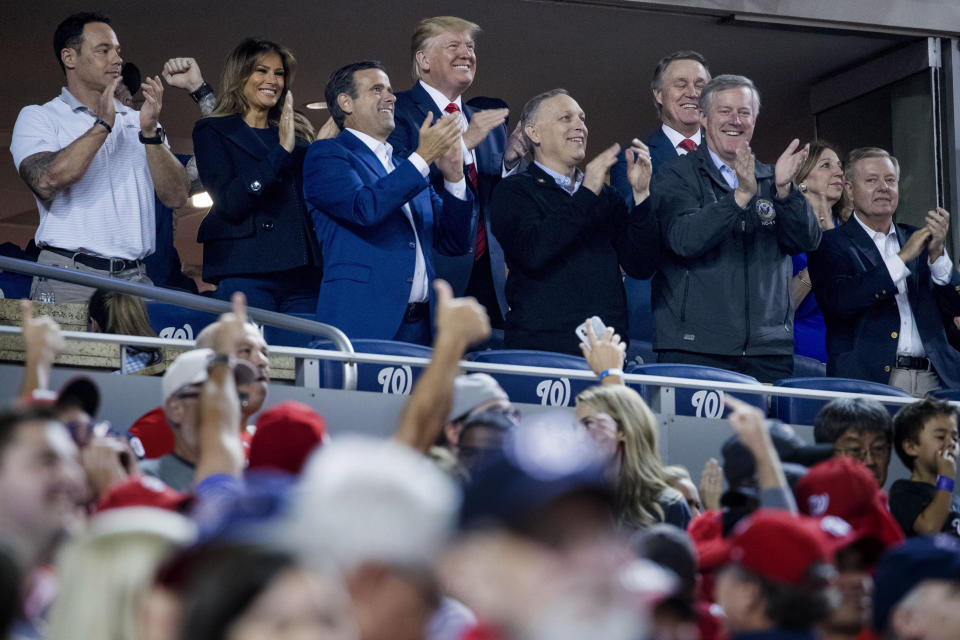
[836,444,890,462]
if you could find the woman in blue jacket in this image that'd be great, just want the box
[791,140,848,362]
[193,38,320,313]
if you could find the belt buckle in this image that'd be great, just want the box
[108,258,127,274]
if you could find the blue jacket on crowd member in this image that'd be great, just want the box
[303,129,474,340]
[792,253,827,362]
[651,143,821,358]
[808,220,960,389]
[388,81,509,322]
[610,127,686,204]
[192,114,320,304]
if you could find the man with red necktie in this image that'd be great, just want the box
[611,50,712,204]
[390,16,526,331]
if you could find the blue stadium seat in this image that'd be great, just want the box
[793,354,826,378]
[466,349,593,407]
[626,363,766,418]
[146,303,218,341]
[930,389,960,402]
[625,340,656,369]
[771,377,913,426]
[263,313,323,348]
[308,339,433,395]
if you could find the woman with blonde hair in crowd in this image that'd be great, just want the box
[575,384,691,530]
[791,140,847,362]
[46,507,195,640]
[193,38,322,314]
[575,325,690,530]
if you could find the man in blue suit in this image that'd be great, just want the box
[808,147,960,396]
[303,61,474,345]
[610,51,711,348]
[389,16,527,330]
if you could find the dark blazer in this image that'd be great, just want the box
[192,114,319,283]
[389,82,509,318]
[611,126,686,205]
[807,218,960,388]
[490,163,659,355]
[302,129,474,340]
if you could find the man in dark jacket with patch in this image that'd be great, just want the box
[651,74,821,382]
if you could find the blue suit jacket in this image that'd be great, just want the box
[193,114,319,283]
[302,130,475,339]
[389,82,509,318]
[808,219,960,388]
[611,127,685,205]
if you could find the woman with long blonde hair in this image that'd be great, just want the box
[575,383,690,530]
[193,38,321,313]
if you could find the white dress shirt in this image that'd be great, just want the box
[852,212,953,357]
[345,128,466,303]
[661,124,702,156]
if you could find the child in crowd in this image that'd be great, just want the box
[889,399,960,537]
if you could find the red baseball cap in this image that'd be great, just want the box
[249,401,328,476]
[96,475,193,513]
[688,509,727,573]
[795,456,904,549]
[127,407,175,459]
[721,509,853,585]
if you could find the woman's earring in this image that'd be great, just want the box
[799,182,808,193]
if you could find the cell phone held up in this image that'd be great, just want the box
[575,316,607,351]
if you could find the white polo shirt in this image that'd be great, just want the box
[10,88,162,260]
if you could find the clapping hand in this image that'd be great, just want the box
[624,138,652,204]
[774,138,809,198]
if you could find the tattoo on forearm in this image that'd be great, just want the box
[19,152,58,201]
[198,92,217,116]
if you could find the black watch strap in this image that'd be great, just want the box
[190,82,214,104]
[94,118,112,133]
[139,126,164,145]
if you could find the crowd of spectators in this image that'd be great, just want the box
[3,271,960,640]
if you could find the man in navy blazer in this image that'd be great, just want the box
[611,50,711,202]
[303,61,474,344]
[808,147,960,396]
[388,16,526,330]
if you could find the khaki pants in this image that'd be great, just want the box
[889,367,941,398]
[30,249,153,304]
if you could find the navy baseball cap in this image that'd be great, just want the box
[722,420,833,488]
[872,535,960,632]
[459,413,615,534]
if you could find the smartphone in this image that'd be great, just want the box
[575,316,607,350]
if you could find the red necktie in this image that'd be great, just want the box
[444,102,486,261]
[678,138,697,152]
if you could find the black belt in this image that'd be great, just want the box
[895,355,934,372]
[44,247,141,273]
[404,302,429,322]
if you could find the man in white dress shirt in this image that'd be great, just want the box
[809,147,960,395]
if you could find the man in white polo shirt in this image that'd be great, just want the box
[10,11,189,303]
